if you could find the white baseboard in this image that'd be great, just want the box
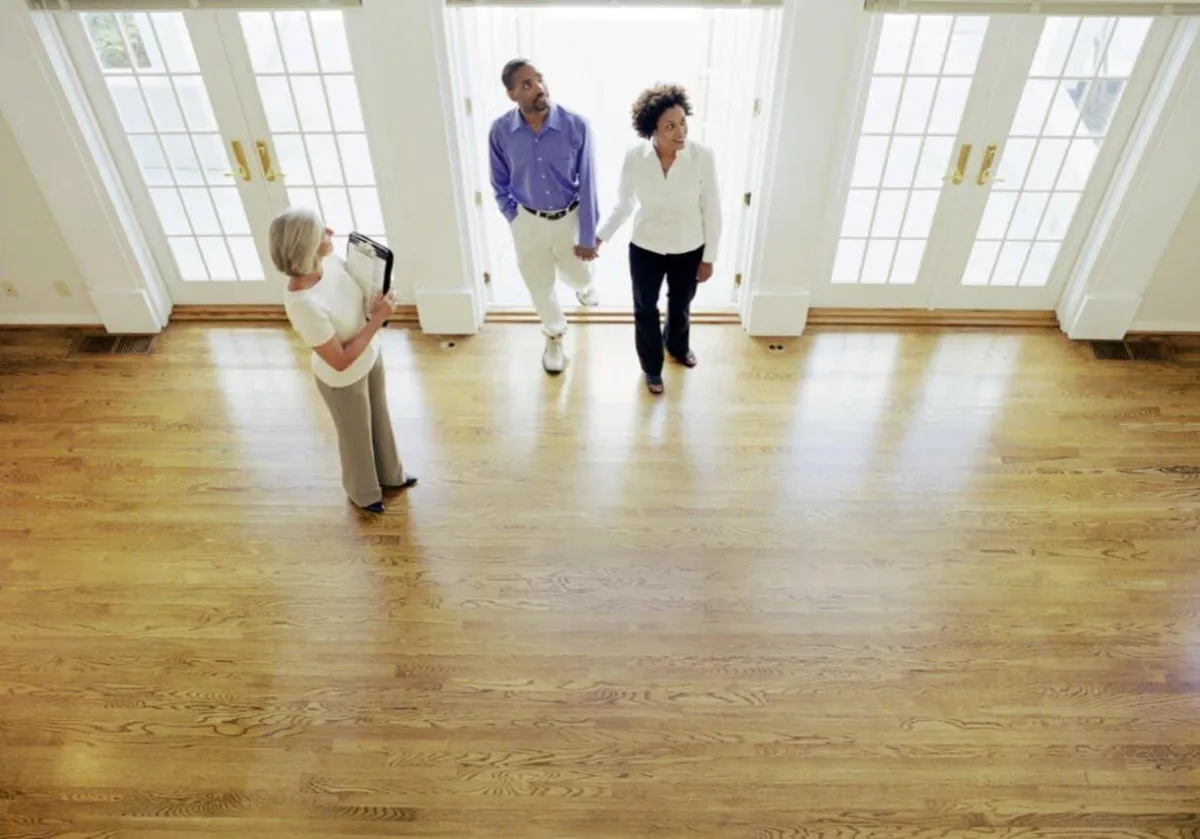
[414,288,482,335]
[90,288,167,334]
[741,290,811,337]
[1057,293,1141,340]
[1128,320,1200,334]
[1,312,103,326]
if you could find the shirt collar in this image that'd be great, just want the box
[642,140,692,159]
[508,104,565,134]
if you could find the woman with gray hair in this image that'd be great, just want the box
[272,207,416,514]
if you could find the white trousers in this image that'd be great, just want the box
[510,207,592,336]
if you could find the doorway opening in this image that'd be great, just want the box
[444,4,781,314]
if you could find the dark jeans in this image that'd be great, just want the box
[629,243,703,377]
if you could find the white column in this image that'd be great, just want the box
[1057,20,1200,341]
[0,0,171,334]
[354,0,484,335]
[740,0,870,336]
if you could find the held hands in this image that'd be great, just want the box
[574,238,601,262]
[697,261,714,283]
[369,292,394,323]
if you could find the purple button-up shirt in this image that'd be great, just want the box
[487,104,599,248]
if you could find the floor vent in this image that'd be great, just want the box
[72,333,156,357]
[1089,340,1171,362]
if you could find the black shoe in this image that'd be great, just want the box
[362,501,385,514]
[386,474,418,491]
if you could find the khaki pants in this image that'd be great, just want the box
[510,207,592,336]
[316,354,405,508]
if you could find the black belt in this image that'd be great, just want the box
[522,199,579,221]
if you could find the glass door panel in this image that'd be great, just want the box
[222,10,386,259]
[950,16,1156,301]
[818,13,997,307]
[821,12,1172,312]
[64,11,278,303]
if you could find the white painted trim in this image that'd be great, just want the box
[1059,292,1143,340]
[866,1,1200,13]
[1129,320,1200,333]
[0,312,104,326]
[742,290,811,336]
[745,0,870,319]
[1057,19,1200,339]
[0,3,173,334]
[354,0,482,335]
[414,288,483,335]
[33,12,173,326]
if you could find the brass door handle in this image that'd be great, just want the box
[977,143,1005,186]
[224,139,251,181]
[255,140,284,182]
[943,143,972,186]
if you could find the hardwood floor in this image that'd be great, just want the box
[2,322,1199,837]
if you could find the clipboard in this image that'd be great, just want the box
[345,232,394,322]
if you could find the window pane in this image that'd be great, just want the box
[150,188,190,236]
[861,239,897,284]
[151,14,198,73]
[275,11,319,73]
[169,237,207,281]
[257,76,299,132]
[875,16,917,74]
[228,237,265,281]
[337,134,375,185]
[894,78,937,134]
[324,76,364,132]
[349,188,384,235]
[908,16,952,75]
[129,135,172,185]
[106,78,153,132]
[311,11,353,73]
[241,12,285,73]
[160,135,203,186]
[832,239,866,284]
[318,186,354,232]
[291,76,332,132]
[840,190,876,239]
[198,237,236,281]
[179,188,221,236]
[862,76,903,134]
[173,76,217,132]
[140,76,185,132]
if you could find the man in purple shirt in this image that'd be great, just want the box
[489,58,599,375]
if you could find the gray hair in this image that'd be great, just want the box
[269,207,323,277]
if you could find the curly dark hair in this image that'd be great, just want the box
[630,84,693,140]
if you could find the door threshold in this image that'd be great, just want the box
[807,308,1060,329]
[486,306,742,325]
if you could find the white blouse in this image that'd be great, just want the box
[284,254,379,388]
[597,139,722,262]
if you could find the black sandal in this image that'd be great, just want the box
[673,351,698,368]
[646,375,664,394]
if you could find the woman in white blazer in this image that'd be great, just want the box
[596,84,721,394]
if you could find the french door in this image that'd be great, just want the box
[59,8,384,305]
[817,12,1173,310]
[443,4,780,311]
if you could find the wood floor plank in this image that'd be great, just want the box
[2,323,1200,837]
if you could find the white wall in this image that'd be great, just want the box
[0,108,98,325]
[1132,184,1200,331]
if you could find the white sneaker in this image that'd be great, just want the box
[575,286,599,307]
[542,334,567,375]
